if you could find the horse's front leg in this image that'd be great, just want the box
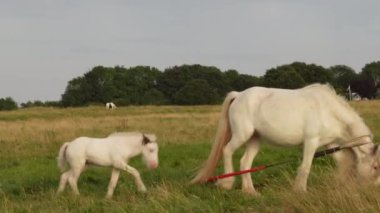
[327,143,356,180]
[294,137,319,192]
[106,168,121,198]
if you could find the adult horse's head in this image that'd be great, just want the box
[352,137,380,184]
[141,134,159,169]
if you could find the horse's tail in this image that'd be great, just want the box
[57,142,70,172]
[191,91,239,184]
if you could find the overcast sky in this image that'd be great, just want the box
[1,0,379,103]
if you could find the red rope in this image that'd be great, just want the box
[206,165,267,183]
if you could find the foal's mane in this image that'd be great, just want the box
[109,132,142,137]
[108,132,157,143]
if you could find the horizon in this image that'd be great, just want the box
[1,1,379,103]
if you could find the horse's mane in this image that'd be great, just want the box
[302,83,363,124]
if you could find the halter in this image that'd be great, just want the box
[205,135,374,183]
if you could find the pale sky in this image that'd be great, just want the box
[1,0,379,103]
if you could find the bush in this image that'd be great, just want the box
[0,97,18,111]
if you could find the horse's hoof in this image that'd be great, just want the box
[242,188,261,196]
[216,178,234,190]
[139,187,147,193]
[293,185,307,193]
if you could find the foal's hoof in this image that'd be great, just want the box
[216,178,234,190]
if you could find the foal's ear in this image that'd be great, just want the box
[142,134,151,145]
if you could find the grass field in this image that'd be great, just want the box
[1,101,380,212]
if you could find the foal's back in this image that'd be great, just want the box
[65,135,137,167]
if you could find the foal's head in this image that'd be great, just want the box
[141,134,159,169]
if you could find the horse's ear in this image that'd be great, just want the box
[372,144,380,156]
[142,134,150,145]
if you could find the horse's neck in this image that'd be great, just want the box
[346,119,371,140]
[330,98,371,140]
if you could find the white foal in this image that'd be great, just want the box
[57,132,159,198]
[192,84,379,195]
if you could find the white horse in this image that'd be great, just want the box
[191,84,380,195]
[106,102,117,110]
[57,132,159,198]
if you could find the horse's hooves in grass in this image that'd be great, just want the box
[242,188,261,197]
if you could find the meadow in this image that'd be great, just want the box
[1,101,380,212]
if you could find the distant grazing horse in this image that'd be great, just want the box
[106,102,117,110]
[57,132,159,198]
[191,84,380,195]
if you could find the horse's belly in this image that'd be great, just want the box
[256,124,304,146]
[255,106,307,146]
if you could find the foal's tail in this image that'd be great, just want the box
[191,91,239,184]
[57,142,70,172]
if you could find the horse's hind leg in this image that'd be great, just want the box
[217,129,253,190]
[240,136,260,195]
[106,168,120,199]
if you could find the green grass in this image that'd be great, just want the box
[0,102,380,212]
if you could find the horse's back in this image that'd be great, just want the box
[230,84,347,145]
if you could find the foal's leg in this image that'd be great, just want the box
[106,168,121,199]
[67,165,83,195]
[117,162,147,192]
[57,171,71,194]
[240,137,260,195]
[294,137,319,192]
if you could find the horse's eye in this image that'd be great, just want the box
[374,166,378,170]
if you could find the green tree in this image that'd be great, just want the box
[0,97,18,111]
[329,65,358,94]
[157,64,230,103]
[173,79,218,105]
[361,61,380,86]
[290,62,332,84]
[141,89,168,105]
[61,77,87,107]
[264,65,306,89]
[114,66,162,105]
[82,66,117,103]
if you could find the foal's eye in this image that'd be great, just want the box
[374,166,378,170]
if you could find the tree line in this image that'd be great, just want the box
[1,61,379,110]
[60,61,379,107]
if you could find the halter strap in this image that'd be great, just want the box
[340,134,373,149]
